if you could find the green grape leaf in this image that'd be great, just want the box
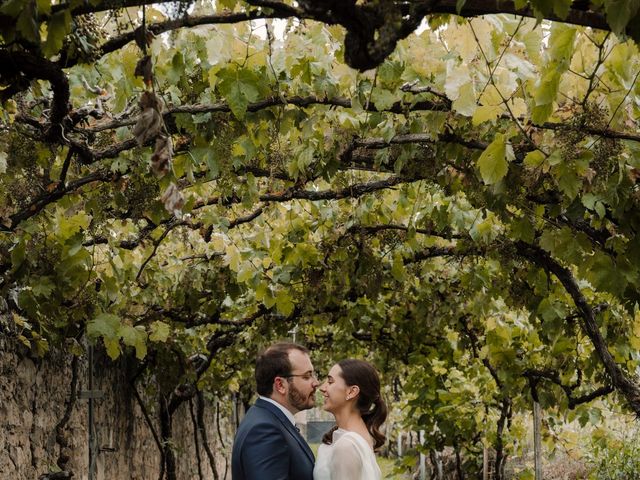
[16,3,38,43]
[217,67,262,119]
[275,289,295,316]
[119,324,148,360]
[510,216,535,243]
[604,0,640,33]
[472,104,502,125]
[87,313,121,340]
[552,0,572,18]
[524,150,545,167]
[149,321,171,343]
[0,0,24,17]
[36,0,51,15]
[104,338,121,360]
[452,82,477,117]
[477,134,513,184]
[43,10,72,58]
[10,239,26,270]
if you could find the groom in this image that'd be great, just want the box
[231,342,319,479]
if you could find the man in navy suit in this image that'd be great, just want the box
[232,342,320,479]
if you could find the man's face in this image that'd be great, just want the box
[285,349,319,413]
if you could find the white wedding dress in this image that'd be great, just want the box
[313,428,382,480]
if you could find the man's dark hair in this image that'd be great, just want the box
[255,342,309,397]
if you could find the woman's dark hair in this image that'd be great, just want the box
[322,359,388,450]
[255,342,309,396]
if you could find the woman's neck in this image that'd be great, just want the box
[334,407,374,448]
[334,407,366,432]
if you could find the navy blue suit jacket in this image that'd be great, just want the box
[231,398,315,480]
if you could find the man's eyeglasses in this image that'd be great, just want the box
[280,371,319,381]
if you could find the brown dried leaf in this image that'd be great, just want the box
[138,91,162,111]
[150,135,173,177]
[134,55,153,86]
[134,26,155,51]
[628,167,640,184]
[160,182,185,216]
[583,167,597,184]
[133,107,163,146]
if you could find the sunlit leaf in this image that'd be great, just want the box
[477,134,513,184]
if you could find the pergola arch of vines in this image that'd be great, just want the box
[2,1,640,478]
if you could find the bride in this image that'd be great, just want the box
[313,359,388,480]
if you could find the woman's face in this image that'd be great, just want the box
[319,364,353,413]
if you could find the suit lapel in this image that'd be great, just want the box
[255,399,315,463]
[283,416,315,463]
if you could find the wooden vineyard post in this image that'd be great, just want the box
[419,430,426,480]
[483,440,489,480]
[533,400,542,480]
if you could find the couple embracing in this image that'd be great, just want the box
[231,342,387,479]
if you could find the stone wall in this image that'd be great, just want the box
[0,336,232,480]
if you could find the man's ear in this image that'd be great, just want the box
[274,377,287,395]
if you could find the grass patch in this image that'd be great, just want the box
[379,455,412,479]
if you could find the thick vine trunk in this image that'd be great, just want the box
[198,392,220,480]
[517,242,640,416]
[453,442,465,480]
[159,397,178,480]
[493,398,512,480]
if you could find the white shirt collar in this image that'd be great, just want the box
[259,395,296,426]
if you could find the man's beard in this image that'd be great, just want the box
[288,383,314,411]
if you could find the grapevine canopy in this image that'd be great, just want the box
[2,0,640,461]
